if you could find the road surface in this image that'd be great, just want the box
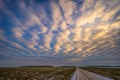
[70,68,112,80]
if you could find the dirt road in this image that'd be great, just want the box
[70,68,112,80]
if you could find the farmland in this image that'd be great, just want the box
[81,67,120,80]
[0,67,75,80]
[0,67,119,80]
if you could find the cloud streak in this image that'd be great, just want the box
[0,0,120,66]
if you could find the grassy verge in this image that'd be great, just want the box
[81,67,120,80]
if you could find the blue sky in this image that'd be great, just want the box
[0,0,120,67]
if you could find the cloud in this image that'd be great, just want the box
[60,21,67,30]
[26,13,48,33]
[0,29,25,52]
[59,0,76,24]
[54,30,71,53]
[0,0,120,66]
[0,28,6,41]
[71,27,82,42]
[50,1,62,32]
[102,7,120,21]
[44,33,52,49]
[13,27,24,38]
[12,7,49,51]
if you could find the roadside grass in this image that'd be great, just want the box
[81,67,120,80]
[0,67,75,80]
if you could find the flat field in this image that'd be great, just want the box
[0,67,75,80]
[81,67,120,80]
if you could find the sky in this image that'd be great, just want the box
[0,0,120,67]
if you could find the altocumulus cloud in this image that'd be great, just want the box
[0,0,120,67]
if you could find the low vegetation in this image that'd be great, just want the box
[81,67,120,80]
[0,67,75,80]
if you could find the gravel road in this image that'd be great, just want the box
[70,68,112,80]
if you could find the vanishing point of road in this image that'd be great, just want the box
[70,68,112,80]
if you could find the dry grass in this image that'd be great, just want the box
[0,67,75,80]
[81,67,120,80]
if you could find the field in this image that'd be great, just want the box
[0,67,75,80]
[81,67,120,80]
[1,67,119,80]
